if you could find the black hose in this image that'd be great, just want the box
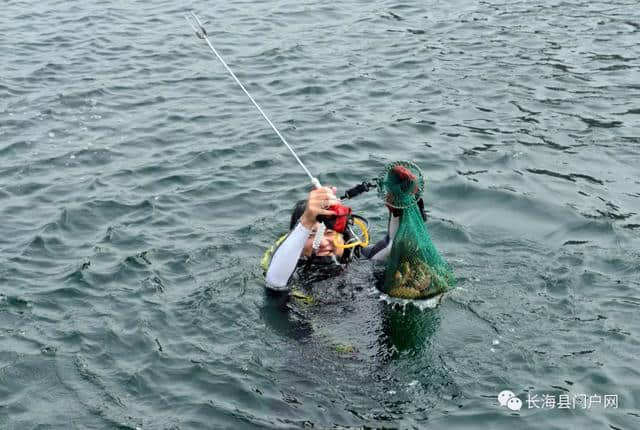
[341,181,376,200]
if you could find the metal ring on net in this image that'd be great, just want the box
[376,160,425,209]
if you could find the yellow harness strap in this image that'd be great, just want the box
[333,217,369,249]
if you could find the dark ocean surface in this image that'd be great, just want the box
[1,0,639,428]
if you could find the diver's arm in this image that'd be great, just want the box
[265,223,310,290]
[388,212,400,240]
[370,213,400,261]
[362,213,400,261]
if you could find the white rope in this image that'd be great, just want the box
[186,11,320,189]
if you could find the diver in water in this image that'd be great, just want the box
[262,185,426,291]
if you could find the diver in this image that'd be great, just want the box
[262,185,426,291]
[183,21,452,300]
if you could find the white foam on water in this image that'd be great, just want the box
[378,291,445,311]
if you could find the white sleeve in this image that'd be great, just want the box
[388,214,400,240]
[265,223,310,290]
[370,214,400,261]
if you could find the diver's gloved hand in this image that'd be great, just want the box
[385,203,403,218]
[300,186,339,229]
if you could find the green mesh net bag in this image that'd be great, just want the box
[377,161,455,299]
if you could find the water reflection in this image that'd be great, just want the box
[378,301,441,360]
[260,262,443,361]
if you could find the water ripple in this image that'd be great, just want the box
[1,0,639,428]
